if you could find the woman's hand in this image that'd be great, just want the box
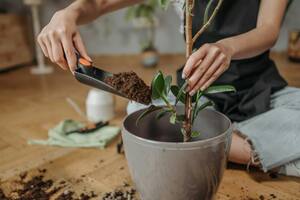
[182,42,233,95]
[37,10,91,73]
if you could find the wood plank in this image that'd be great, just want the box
[0,53,299,199]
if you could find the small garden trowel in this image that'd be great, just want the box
[74,55,150,105]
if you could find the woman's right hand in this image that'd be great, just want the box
[37,10,92,73]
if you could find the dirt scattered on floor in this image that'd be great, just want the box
[0,169,97,200]
[259,195,265,200]
[104,71,151,104]
[0,188,9,200]
[268,172,278,179]
[101,182,137,200]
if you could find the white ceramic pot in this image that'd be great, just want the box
[86,89,115,122]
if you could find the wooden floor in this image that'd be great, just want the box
[0,53,299,199]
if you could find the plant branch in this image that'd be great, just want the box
[184,0,194,142]
[161,94,176,112]
[192,0,223,43]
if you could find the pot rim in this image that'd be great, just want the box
[122,108,232,148]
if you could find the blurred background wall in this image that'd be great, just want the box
[1,0,300,54]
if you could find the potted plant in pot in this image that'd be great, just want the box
[121,0,236,199]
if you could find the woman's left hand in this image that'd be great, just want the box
[182,42,233,95]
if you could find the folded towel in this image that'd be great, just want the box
[28,119,120,149]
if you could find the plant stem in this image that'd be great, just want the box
[161,94,176,112]
[184,0,193,142]
[192,0,223,43]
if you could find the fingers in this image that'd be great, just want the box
[51,42,68,70]
[200,63,227,91]
[188,46,220,91]
[37,34,49,58]
[189,53,226,95]
[73,33,92,62]
[44,37,54,62]
[182,45,207,79]
[61,34,77,72]
[48,33,68,70]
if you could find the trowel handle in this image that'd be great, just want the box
[74,49,92,70]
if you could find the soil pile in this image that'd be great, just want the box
[0,169,97,200]
[104,71,151,104]
[16,174,57,200]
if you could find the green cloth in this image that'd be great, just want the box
[28,119,120,149]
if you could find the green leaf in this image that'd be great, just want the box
[164,75,172,94]
[158,0,170,9]
[192,91,203,122]
[204,85,236,94]
[125,7,136,21]
[169,113,176,124]
[151,71,165,99]
[175,81,188,105]
[191,131,201,138]
[136,105,162,126]
[156,109,171,120]
[181,128,186,136]
[170,85,185,104]
[192,90,203,103]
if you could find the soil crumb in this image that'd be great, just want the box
[259,195,265,200]
[104,71,151,104]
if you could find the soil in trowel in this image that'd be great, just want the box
[104,71,151,104]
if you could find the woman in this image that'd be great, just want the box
[38,0,300,177]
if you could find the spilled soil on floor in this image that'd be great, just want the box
[0,169,137,200]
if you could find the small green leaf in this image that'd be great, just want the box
[170,85,185,104]
[136,105,162,126]
[191,131,201,138]
[192,90,203,103]
[158,0,170,9]
[151,71,165,99]
[192,91,203,122]
[181,128,186,136]
[156,109,171,120]
[164,75,172,94]
[204,85,236,94]
[169,113,176,124]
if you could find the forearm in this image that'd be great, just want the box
[217,25,280,60]
[217,0,287,60]
[62,0,144,25]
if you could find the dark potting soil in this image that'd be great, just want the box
[104,71,151,104]
[0,189,9,200]
[0,169,97,200]
[102,188,136,200]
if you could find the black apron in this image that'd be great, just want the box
[177,0,287,122]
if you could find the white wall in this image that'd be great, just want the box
[39,0,185,54]
[2,0,300,54]
[273,0,300,52]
